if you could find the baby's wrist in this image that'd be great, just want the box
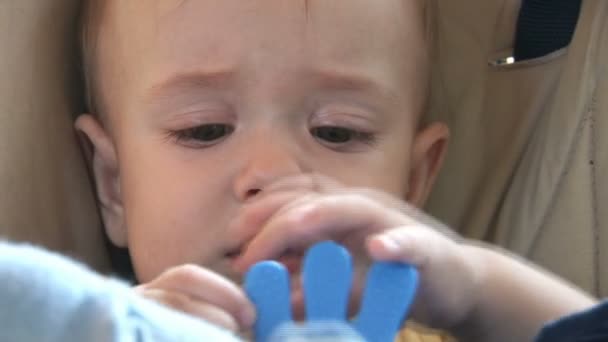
[447,243,491,339]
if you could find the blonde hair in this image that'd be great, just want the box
[79,0,107,116]
[422,0,438,124]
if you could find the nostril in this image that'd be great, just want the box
[246,188,262,198]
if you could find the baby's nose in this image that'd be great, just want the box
[233,144,304,202]
[245,188,262,199]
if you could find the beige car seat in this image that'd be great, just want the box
[0,1,109,271]
[0,0,606,298]
[426,0,608,297]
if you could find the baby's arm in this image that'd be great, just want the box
[229,173,596,341]
[451,243,596,342]
[265,220,594,341]
[369,231,596,341]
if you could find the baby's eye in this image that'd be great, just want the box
[310,126,376,149]
[169,124,234,147]
[311,126,354,143]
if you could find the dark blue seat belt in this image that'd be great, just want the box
[513,0,583,61]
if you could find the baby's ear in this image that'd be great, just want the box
[406,122,449,207]
[74,114,127,248]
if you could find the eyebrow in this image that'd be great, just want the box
[308,69,401,110]
[144,68,399,107]
[144,70,235,101]
[310,69,396,97]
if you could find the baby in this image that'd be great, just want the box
[75,1,594,341]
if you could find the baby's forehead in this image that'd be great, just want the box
[89,1,430,116]
[101,0,427,42]
[98,1,428,74]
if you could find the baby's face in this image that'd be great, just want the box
[86,0,438,282]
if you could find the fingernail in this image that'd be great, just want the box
[378,235,401,254]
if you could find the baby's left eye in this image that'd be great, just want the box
[167,123,234,148]
[310,126,376,148]
[311,126,355,143]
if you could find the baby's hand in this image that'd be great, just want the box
[133,264,256,333]
[231,174,478,330]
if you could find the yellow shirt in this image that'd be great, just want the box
[396,323,455,342]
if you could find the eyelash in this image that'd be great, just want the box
[310,126,377,147]
[166,124,377,149]
[166,124,235,148]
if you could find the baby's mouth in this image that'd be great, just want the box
[225,248,303,274]
[277,250,304,274]
[225,248,241,258]
[225,248,243,261]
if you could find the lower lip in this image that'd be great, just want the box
[225,251,303,273]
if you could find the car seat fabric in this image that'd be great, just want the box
[0,1,110,271]
[426,0,608,296]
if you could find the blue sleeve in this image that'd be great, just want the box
[535,300,608,342]
[0,241,242,342]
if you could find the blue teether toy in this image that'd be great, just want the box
[244,241,419,342]
[244,261,293,342]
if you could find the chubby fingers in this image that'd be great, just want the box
[135,287,241,331]
[233,193,404,272]
[261,173,343,195]
[229,174,346,245]
[230,191,313,248]
[136,265,256,331]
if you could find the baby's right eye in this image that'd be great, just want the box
[168,124,235,148]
